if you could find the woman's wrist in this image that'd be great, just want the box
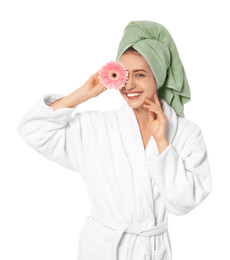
[155,138,169,155]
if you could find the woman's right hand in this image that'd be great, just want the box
[83,70,108,98]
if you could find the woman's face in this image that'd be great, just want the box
[119,51,158,109]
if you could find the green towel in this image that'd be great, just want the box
[115,20,191,118]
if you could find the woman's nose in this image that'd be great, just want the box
[124,76,136,90]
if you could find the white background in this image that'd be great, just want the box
[0,0,229,259]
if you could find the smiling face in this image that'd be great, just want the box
[118,51,158,110]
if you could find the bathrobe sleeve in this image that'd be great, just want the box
[145,125,212,216]
[17,93,90,175]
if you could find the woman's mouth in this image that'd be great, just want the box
[125,92,143,100]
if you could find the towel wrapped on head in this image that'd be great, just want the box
[115,20,191,118]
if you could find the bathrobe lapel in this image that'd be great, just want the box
[116,98,178,225]
[116,97,178,173]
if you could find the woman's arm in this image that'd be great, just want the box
[17,86,92,175]
[49,85,90,110]
[145,125,212,216]
[17,71,107,174]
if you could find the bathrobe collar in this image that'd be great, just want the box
[116,97,178,160]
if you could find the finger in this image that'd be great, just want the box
[147,106,161,115]
[143,104,160,113]
[148,109,155,122]
[144,98,161,109]
[144,105,166,121]
[154,93,161,108]
[143,105,156,121]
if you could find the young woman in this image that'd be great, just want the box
[17,20,212,260]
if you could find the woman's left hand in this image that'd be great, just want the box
[143,93,168,142]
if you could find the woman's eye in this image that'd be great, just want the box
[137,74,145,77]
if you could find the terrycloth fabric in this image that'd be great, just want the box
[115,20,191,118]
[17,93,212,260]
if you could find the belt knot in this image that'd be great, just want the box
[87,209,168,260]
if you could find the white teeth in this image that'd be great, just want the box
[127,93,142,97]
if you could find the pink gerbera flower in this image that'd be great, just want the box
[98,61,129,90]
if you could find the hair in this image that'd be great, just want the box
[123,46,140,54]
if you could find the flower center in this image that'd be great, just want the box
[109,70,119,80]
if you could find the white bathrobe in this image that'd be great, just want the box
[17,93,212,260]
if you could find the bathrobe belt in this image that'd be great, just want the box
[87,209,168,260]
